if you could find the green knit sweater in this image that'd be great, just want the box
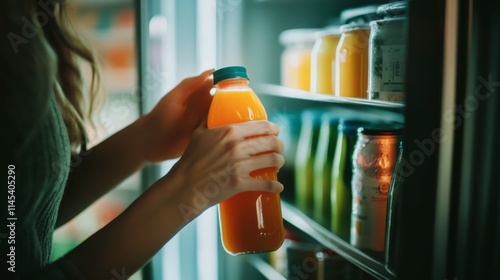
[2,93,84,279]
[1,6,85,277]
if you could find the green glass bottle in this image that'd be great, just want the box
[331,121,360,241]
[294,111,321,214]
[313,115,338,225]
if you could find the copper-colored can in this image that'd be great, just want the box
[350,127,402,252]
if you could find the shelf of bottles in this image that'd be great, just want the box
[255,84,403,280]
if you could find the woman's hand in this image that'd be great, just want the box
[63,120,285,280]
[165,120,285,210]
[142,69,214,162]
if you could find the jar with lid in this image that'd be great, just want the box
[310,27,341,95]
[367,1,408,101]
[335,23,371,98]
[280,29,319,91]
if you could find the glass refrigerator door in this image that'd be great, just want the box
[136,0,220,279]
[138,0,500,279]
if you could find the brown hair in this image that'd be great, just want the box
[41,0,102,150]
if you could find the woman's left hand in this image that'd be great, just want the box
[141,69,214,162]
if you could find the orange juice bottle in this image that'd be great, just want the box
[207,66,285,255]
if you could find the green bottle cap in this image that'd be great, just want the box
[213,66,249,85]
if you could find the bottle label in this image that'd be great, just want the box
[380,45,405,101]
[350,173,389,252]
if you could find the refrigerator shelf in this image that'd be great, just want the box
[255,83,405,125]
[281,200,397,280]
[247,255,287,280]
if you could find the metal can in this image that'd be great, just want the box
[367,1,408,101]
[350,127,403,252]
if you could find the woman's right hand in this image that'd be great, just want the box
[61,120,284,279]
[164,120,285,217]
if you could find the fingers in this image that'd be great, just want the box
[236,153,285,176]
[175,69,214,93]
[207,121,283,160]
[235,135,284,158]
[239,178,284,193]
[229,121,281,138]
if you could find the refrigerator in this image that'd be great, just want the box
[132,0,500,279]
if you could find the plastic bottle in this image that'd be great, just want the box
[207,66,285,254]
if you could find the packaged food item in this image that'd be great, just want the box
[310,27,341,95]
[350,128,403,253]
[335,24,371,98]
[331,121,362,241]
[368,1,408,101]
[208,66,285,254]
[313,115,338,225]
[294,111,321,214]
[280,29,319,91]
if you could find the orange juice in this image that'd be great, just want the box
[207,66,285,254]
[335,24,370,98]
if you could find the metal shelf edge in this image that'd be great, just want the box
[281,200,396,280]
[254,83,405,125]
